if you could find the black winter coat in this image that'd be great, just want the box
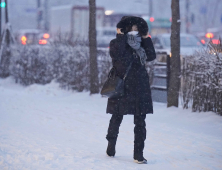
[106,34,156,115]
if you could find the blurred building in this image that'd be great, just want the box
[180,0,222,34]
[4,0,222,35]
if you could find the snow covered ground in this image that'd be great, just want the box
[0,77,222,170]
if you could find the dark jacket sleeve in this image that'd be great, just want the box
[141,37,156,61]
[109,34,127,60]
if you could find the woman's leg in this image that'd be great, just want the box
[106,114,123,156]
[134,114,147,162]
[106,114,123,141]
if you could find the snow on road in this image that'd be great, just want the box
[0,78,222,170]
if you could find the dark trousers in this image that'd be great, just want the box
[106,114,146,153]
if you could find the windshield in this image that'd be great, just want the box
[96,30,116,37]
[162,36,203,47]
[103,30,116,36]
[24,33,39,44]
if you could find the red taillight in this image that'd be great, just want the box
[205,33,214,38]
[39,39,47,45]
[43,33,50,39]
[212,39,219,44]
[21,36,27,45]
[201,39,205,44]
[150,17,154,22]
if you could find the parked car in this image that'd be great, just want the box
[15,29,50,45]
[97,27,116,47]
[152,33,204,57]
[196,27,222,45]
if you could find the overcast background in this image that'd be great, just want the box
[5,0,222,33]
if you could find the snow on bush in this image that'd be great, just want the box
[181,40,222,115]
[10,43,111,92]
[10,45,54,85]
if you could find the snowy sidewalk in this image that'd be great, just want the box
[0,78,222,170]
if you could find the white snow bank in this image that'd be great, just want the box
[0,77,222,170]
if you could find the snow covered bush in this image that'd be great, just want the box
[10,42,111,92]
[97,49,112,87]
[10,45,54,85]
[52,45,90,91]
[181,40,222,115]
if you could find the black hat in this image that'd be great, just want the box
[116,16,148,36]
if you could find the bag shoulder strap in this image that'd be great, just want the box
[123,61,133,80]
[123,52,136,80]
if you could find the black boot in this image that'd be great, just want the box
[134,151,147,164]
[134,114,147,164]
[106,114,123,157]
[106,140,116,157]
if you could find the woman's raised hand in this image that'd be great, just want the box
[142,32,149,39]
[116,28,124,34]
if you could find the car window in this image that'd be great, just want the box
[181,36,202,47]
[103,30,116,36]
[152,37,162,49]
[24,33,39,44]
[162,36,203,47]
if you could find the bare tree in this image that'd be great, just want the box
[89,0,99,94]
[167,0,181,107]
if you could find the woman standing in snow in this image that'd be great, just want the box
[105,16,156,164]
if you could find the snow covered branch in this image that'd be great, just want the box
[181,40,222,115]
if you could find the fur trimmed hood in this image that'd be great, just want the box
[116,16,148,36]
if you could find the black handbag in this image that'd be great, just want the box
[100,59,134,99]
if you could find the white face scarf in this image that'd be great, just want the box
[127,31,147,65]
[128,31,139,35]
